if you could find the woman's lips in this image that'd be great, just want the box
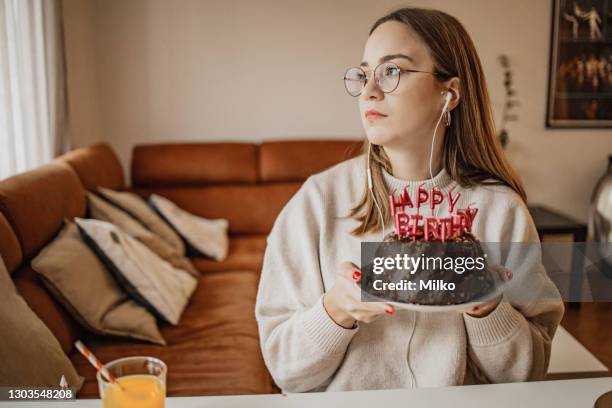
[365,110,388,120]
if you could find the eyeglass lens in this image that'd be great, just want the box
[343,62,402,96]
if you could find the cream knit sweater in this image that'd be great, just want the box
[255,156,564,393]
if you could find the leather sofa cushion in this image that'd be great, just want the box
[0,162,86,259]
[132,144,258,186]
[259,140,361,182]
[59,143,125,191]
[0,213,21,274]
[72,270,274,397]
[191,235,267,274]
[132,183,300,235]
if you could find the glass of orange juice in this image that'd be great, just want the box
[97,356,166,408]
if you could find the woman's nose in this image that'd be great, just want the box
[360,77,384,101]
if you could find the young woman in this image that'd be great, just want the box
[255,7,564,392]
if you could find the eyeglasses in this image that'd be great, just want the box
[343,61,440,97]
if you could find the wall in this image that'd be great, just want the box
[62,0,103,148]
[62,0,612,222]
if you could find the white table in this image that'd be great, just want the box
[3,378,612,408]
[549,326,609,377]
[2,327,606,407]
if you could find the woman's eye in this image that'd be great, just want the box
[386,67,400,77]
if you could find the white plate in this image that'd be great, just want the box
[362,286,504,313]
[385,300,488,312]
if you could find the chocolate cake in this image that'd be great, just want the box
[362,229,498,305]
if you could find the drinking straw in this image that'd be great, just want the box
[74,340,124,390]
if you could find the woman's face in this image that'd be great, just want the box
[359,21,448,150]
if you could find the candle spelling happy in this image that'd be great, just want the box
[388,186,478,241]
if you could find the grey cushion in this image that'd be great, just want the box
[31,221,165,345]
[75,218,198,325]
[88,192,198,277]
[149,194,229,261]
[97,187,185,254]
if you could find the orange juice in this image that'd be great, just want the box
[103,374,165,408]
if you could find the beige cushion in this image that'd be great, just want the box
[75,218,198,325]
[88,193,198,277]
[0,256,84,388]
[98,187,185,254]
[31,221,165,345]
[150,194,229,261]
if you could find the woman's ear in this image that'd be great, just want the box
[445,77,461,111]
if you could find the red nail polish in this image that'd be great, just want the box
[352,271,361,280]
[472,306,479,312]
[385,308,394,315]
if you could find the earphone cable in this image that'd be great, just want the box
[429,93,451,189]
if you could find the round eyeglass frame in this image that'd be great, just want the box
[343,61,441,97]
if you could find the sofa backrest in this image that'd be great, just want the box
[132,143,258,186]
[0,139,362,246]
[0,162,87,259]
[259,140,362,182]
[0,161,86,354]
[60,143,125,191]
[131,140,362,235]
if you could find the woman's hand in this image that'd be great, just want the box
[323,261,395,328]
[463,264,513,317]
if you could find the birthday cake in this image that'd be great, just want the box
[361,185,499,306]
[365,228,497,305]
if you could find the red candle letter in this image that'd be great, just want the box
[424,217,439,241]
[417,187,429,209]
[451,213,465,236]
[411,214,423,239]
[399,188,414,209]
[394,213,410,238]
[461,208,478,232]
[389,194,400,217]
[440,217,452,242]
[430,188,444,210]
[448,191,461,213]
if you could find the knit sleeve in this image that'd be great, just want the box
[463,195,564,383]
[255,177,358,393]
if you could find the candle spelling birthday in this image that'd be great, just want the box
[388,186,478,242]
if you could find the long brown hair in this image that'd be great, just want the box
[350,7,526,236]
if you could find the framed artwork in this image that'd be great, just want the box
[546,0,612,127]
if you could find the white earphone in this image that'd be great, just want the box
[368,89,453,241]
[444,90,452,105]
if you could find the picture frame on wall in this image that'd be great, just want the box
[546,0,612,127]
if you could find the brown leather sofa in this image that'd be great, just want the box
[0,140,361,397]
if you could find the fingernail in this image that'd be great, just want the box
[352,271,361,281]
[385,307,394,315]
[472,306,479,312]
